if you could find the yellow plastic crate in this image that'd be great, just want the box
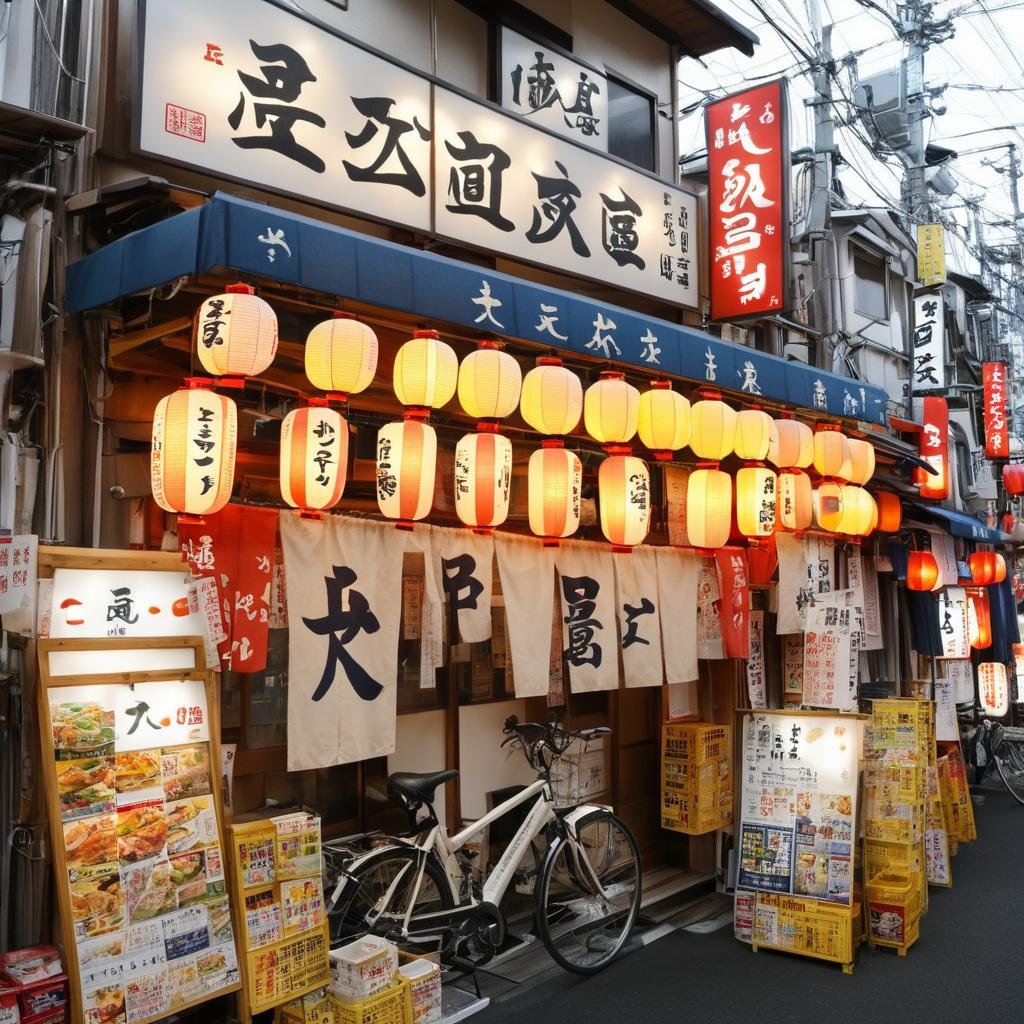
[662,722,731,763]
[331,979,411,1024]
[750,892,857,969]
[864,819,915,844]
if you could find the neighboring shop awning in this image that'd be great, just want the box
[66,191,888,425]
[908,502,1006,543]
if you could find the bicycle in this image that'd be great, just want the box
[958,706,1024,805]
[323,716,643,975]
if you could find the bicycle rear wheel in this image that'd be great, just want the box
[536,810,641,975]
[995,735,1024,805]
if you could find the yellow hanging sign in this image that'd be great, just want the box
[917,224,947,286]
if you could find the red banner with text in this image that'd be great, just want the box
[919,396,950,500]
[983,361,1009,459]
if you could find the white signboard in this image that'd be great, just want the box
[938,587,970,659]
[912,292,945,392]
[499,27,609,153]
[50,569,204,639]
[0,534,37,614]
[747,610,767,709]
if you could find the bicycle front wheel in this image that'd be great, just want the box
[536,810,641,974]
[995,737,1024,805]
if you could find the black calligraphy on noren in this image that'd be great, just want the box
[562,574,603,668]
[441,554,485,622]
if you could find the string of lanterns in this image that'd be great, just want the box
[152,288,905,550]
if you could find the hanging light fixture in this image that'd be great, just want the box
[813,427,851,480]
[768,419,813,469]
[733,409,772,461]
[195,283,278,378]
[1002,463,1024,496]
[969,550,999,586]
[519,358,583,436]
[393,329,458,410]
[875,491,902,532]
[689,395,736,462]
[151,384,237,519]
[778,469,813,531]
[454,431,512,530]
[584,371,639,447]
[846,438,875,486]
[812,481,845,533]
[305,312,378,397]
[906,550,940,591]
[637,381,690,460]
[687,466,732,549]
[279,404,348,515]
[969,588,992,649]
[736,465,777,538]
[528,443,582,540]
[598,455,650,548]
[835,485,875,537]
[376,419,437,523]
[457,341,522,423]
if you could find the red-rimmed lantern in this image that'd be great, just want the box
[969,588,993,649]
[195,283,278,378]
[376,418,437,523]
[906,550,940,592]
[528,443,582,540]
[598,455,651,548]
[875,491,902,532]
[969,550,999,586]
[454,432,513,530]
[1003,463,1024,496]
[279,404,348,514]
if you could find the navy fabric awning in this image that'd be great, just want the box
[909,503,1006,544]
[66,191,889,425]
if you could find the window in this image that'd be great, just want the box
[853,251,889,321]
[607,75,655,172]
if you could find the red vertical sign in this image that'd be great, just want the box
[706,80,789,321]
[983,361,1009,459]
[918,396,949,500]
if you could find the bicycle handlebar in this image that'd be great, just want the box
[502,715,611,773]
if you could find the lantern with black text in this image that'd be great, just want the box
[393,329,458,410]
[529,443,582,539]
[906,550,940,592]
[1003,463,1024,496]
[768,419,813,469]
[376,419,437,522]
[876,491,902,532]
[734,410,772,461]
[690,398,736,462]
[457,341,522,422]
[813,428,851,480]
[979,662,1009,717]
[584,371,639,446]
[736,465,777,537]
[778,470,813,531]
[196,284,278,377]
[812,481,845,533]
[454,432,512,529]
[151,387,237,517]
[598,455,650,548]
[305,313,378,396]
[969,588,992,649]
[637,382,690,459]
[846,439,875,486]
[520,359,583,436]
[687,467,732,549]
[969,551,999,586]
[280,405,348,513]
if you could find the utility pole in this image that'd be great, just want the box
[1006,143,1023,322]
[903,2,929,224]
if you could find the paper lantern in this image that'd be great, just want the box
[993,553,1008,584]
[778,470,813,531]
[876,491,902,532]
[584,372,639,445]
[151,387,237,517]
[969,588,992,649]
[196,284,278,377]
[687,468,732,549]
[393,329,458,409]
[979,662,1009,717]
[305,314,378,395]
[733,409,772,461]
[836,485,875,536]
[768,419,813,469]
[528,445,582,539]
[846,439,875,485]
[736,465,777,537]
[637,382,690,458]
[520,360,583,436]
[598,455,650,547]
[906,550,940,592]
[280,406,348,512]
[813,429,851,479]
[969,551,999,586]
[454,432,512,529]
[1003,463,1024,496]
[457,342,522,421]
[812,481,845,532]
[689,399,737,462]
[376,419,437,522]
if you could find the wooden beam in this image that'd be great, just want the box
[39,545,184,575]
[109,316,193,360]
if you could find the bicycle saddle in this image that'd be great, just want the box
[387,769,458,807]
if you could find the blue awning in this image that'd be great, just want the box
[910,503,1006,544]
[66,191,888,425]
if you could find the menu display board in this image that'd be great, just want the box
[229,813,329,1016]
[37,641,240,1024]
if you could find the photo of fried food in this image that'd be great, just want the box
[161,744,211,801]
[56,757,116,821]
[116,804,168,863]
[69,867,123,937]
[64,814,117,868]
[114,750,161,793]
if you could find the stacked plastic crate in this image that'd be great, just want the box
[861,698,933,955]
[660,723,732,835]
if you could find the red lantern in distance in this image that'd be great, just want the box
[1003,463,1024,496]
[906,551,939,592]
[993,553,1007,584]
[969,551,998,586]
[969,589,993,649]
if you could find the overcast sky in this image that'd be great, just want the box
[678,0,1024,278]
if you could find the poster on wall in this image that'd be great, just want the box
[736,711,861,912]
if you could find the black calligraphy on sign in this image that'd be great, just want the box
[343,97,431,197]
[124,700,162,737]
[194,405,217,496]
[107,587,139,625]
[621,598,655,649]
[200,298,228,350]
[441,554,484,620]
[228,40,326,173]
[561,574,603,668]
[376,434,397,500]
[563,73,600,136]
[600,190,644,270]
[312,417,336,487]
[445,131,515,231]
[303,565,382,702]
[527,161,590,258]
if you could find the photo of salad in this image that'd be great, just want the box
[56,756,116,822]
[64,813,118,868]
[51,700,115,759]
[161,745,211,802]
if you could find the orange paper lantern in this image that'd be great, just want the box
[528,444,582,539]
[778,470,813,531]
[393,329,458,409]
[768,419,813,469]
[906,550,940,592]
[305,313,378,395]
[846,438,876,485]
[1002,463,1024,496]
[969,551,999,586]
[736,465,777,537]
[584,371,640,445]
[969,588,992,649]
[598,455,651,547]
[687,468,732,549]
[280,406,348,512]
[813,429,851,479]
[454,432,512,529]
[376,419,436,522]
[812,481,845,532]
[875,491,902,532]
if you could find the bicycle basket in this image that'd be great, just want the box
[549,739,603,809]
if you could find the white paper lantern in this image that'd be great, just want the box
[528,445,582,539]
[280,406,348,512]
[376,419,437,522]
[454,432,512,529]
[196,284,278,377]
[598,455,651,547]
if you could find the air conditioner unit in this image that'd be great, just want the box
[854,68,910,151]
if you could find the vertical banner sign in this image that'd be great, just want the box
[983,362,1009,459]
[918,396,950,500]
[706,79,789,320]
[916,223,946,286]
[912,293,945,392]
